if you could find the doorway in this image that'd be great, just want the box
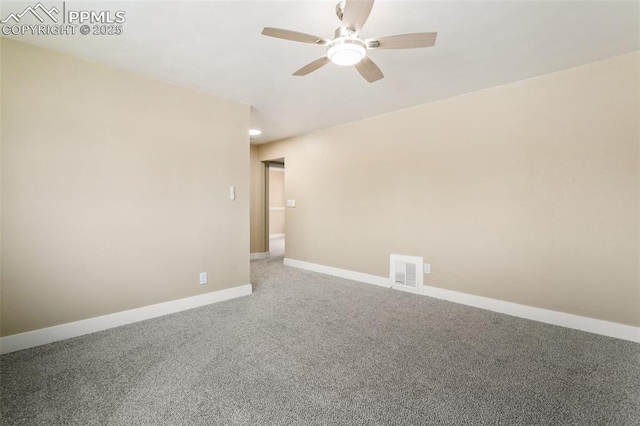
[266,159,285,258]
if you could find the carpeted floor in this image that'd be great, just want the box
[1,254,639,425]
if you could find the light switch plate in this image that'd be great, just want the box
[423,264,431,274]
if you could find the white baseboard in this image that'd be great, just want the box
[283,258,640,343]
[421,285,640,343]
[250,252,270,260]
[284,258,391,288]
[269,233,285,238]
[0,284,252,355]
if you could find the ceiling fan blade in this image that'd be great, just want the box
[355,57,384,83]
[293,57,331,76]
[261,27,328,46]
[341,0,375,33]
[366,32,438,49]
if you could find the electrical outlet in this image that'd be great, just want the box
[199,272,208,285]
[423,264,431,274]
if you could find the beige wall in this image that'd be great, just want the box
[1,39,250,336]
[250,145,266,253]
[269,169,285,235]
[259,52,640,326]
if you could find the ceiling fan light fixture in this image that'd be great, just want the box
[327,37,366,66]
[262,0,438,83]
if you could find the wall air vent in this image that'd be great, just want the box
[390,254,424,294]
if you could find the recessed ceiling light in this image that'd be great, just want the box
[249,129,262,136]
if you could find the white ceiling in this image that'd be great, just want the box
[2,0,639,143]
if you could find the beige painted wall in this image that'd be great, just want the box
[259,52,640,326]
[269,169,285,235]
[1,39,250,336]
[250,145,266,253]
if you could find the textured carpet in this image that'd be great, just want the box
[1,256,639,425]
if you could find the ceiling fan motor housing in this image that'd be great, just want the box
[335,1,345,21]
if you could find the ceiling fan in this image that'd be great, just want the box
[261,0,437,83]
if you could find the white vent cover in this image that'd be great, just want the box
[390,254,424,294]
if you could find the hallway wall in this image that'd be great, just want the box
[269,168,285,235]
